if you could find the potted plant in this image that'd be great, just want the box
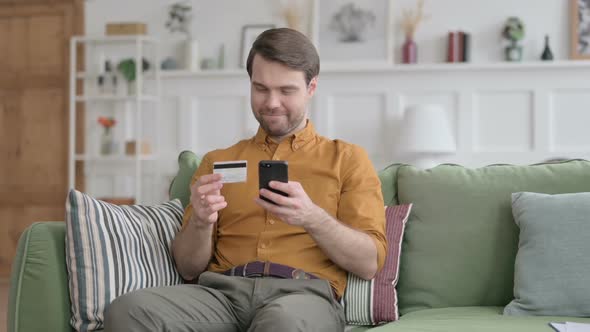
[502,17,525,62]
[166,1,199,71]
[117,58,150,95]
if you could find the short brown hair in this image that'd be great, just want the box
[246,28,320,85]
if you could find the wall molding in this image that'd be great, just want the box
[86,62,590,203]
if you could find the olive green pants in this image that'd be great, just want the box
[104,271,345,332]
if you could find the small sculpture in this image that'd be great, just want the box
[329,3,376,43]
[166,2,192,37]
[540,34,554,61]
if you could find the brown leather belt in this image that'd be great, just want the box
[222,261,319,280]
[221,261,341,302]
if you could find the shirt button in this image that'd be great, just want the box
[293,143,299,149]
[269,219,275,225]
[260,243,267,249]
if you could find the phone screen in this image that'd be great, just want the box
[258,160,289,204]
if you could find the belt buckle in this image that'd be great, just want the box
[242,262,249,277]
[291,268,310,280]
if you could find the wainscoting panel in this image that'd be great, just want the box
[82,63,590,203]
[193,96,250,153]
[549,90,590,153]
[473,91,534,152]
[327,93,389,162]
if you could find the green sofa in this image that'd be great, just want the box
[8,156,590,332]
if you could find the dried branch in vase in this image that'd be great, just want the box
[400,0,428,40]
[277,0,309,33]
[282,2,302,31]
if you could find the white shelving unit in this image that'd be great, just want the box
[68,35,161,204]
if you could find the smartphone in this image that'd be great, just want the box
[258,160,289,204]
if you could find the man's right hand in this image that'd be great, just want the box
[189,173,227,228]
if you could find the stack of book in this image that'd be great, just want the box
[447,31,471,63]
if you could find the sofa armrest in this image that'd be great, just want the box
[8,222,73,332]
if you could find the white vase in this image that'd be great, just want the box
[185,39,200,71]
[100,128,115,155]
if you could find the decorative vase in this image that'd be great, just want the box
[185,38,200,71]
[402,37,418,64]
[127,81,136,96]
[540,34,554,61]
[505,42,523,62]
[100,128,115,155]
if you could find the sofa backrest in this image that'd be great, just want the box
[382,160,590,315]
[169,150,201,208]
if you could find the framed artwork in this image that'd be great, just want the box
[571,0,590,59]
[316,0,394,66]
[240,24,276,68]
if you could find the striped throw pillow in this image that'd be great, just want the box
[343,204,412,325]
[65,189,184,332]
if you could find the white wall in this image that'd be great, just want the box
[86,0,571,67]
[86,0,288,69]
[81,0,588,204]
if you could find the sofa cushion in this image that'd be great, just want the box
[394,160,590,315]
[365,307,590,332]
[344,204,412,325]
[504,192,590,317]
[65,190,184,332]
[377,164,405,206]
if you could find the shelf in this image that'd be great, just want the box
[321,60,590,74]
[75,95,159,102]
[76,71,158,79]
[157,60,590,79]
[75,154,158,162]
[160,69,245,78]
[72,35,157,44]
[69,35,162,205]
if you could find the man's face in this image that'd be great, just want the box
[250,54,317,140]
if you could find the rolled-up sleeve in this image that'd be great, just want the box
[337,145,387,272]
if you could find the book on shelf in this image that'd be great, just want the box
[447,31,457,62]
[447,31,471,63]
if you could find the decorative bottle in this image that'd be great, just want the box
[541,35,554,61]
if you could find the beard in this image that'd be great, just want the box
[254,109,307,138]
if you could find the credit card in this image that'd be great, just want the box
[213,160,247,183]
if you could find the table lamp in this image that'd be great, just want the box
[397,104,457,168]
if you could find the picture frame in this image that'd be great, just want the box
[571,0,590,59]
[240,24,276,68]
[315,0,394,66]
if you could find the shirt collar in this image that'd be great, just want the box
[253,120,317,150]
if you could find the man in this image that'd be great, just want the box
[105,28,386,332]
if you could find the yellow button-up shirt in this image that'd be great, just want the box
[183,121,387,297]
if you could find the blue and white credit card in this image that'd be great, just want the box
[213,160,247,183]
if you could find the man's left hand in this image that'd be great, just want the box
[255,181,324,228]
